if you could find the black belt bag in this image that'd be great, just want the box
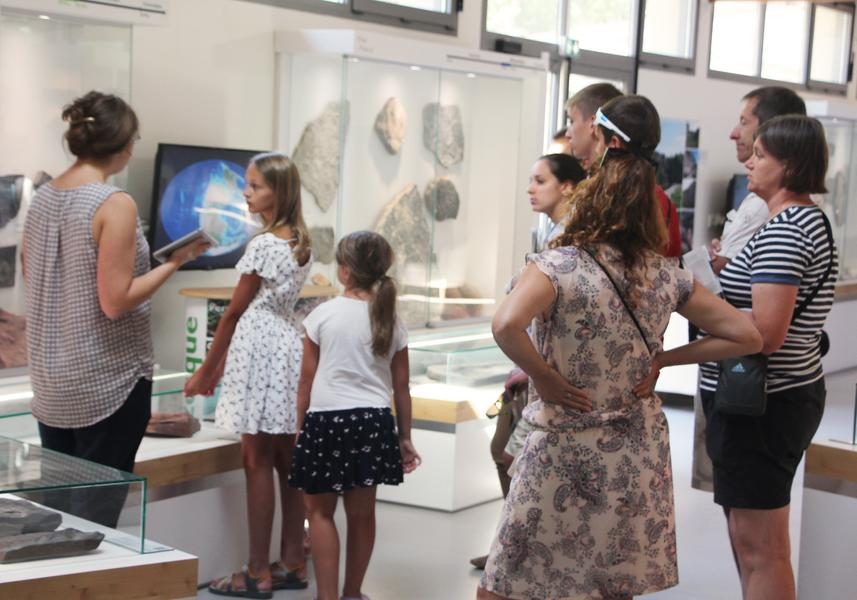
[714,211,835,417]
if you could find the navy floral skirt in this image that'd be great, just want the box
[288,407,404,494]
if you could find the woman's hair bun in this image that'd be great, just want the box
[61,91,138,161]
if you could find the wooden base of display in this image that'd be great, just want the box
[0,545,197,599]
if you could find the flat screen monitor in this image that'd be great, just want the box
[149,143,264,270]
[726,173,750,211]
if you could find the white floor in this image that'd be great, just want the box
[196,369,857,600]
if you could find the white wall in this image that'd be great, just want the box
[131,0,857,372]
[133,0,485,370]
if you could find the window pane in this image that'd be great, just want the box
[375,0,449,11]
[485,0,560,44]
[761,2,810,83]
[567,0,637,56]
[709,1,762,76]
[811,6,852,84]
[568,73,627,97]
[642,0,696,59]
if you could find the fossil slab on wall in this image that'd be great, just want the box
[375,183,430,266]
[422,103,464,168]
[423,176,460,221]
[374,97,407,155]
[309,226,335,264]
[293,101,350,212]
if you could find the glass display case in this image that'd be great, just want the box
[0,437,152,559]
[409,326,513,387]
[807,100,857,282]
[276,29,549,328]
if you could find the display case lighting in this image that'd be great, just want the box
[410,65,421,71]
[467,73,476,78]
[38,14,50,20]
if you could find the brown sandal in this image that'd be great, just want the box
[208,566,273,599]
[270,560,308,590]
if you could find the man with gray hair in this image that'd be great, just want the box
[710,86,806,273]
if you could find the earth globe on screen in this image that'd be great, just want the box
[159,160,260,256]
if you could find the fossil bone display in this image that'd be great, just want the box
[0,528,104,563]
[0,499,62,537]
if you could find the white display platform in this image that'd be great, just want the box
[377,381,503,511]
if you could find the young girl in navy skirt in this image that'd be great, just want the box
[289,230,421,600]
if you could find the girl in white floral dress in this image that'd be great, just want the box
[185,152,312,599]
[478,96,763,600]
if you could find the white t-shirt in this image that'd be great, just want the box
[717,192,769,258]
[303,296,408,412]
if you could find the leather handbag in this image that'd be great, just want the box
[713,210,836,417]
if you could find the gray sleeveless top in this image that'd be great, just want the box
[23,182,154,428]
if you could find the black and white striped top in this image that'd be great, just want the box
[24,182,154,428]
[699,205,837,394]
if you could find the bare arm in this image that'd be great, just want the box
[391,348,412,441]
[391,347,421,472]
[183,273,261,396]
[634,281,763,396]
[295,336,319,434]
[94,193,208,319]
[751,283,798,355]
[492,263,592,411]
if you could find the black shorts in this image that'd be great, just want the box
[701,379,825,510]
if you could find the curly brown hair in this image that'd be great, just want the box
[551,95,667,270]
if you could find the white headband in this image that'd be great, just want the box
[595,107,631,143]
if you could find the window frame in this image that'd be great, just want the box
[237,0,459,35]
[638,0,699,74]
[806,3,854,96]
[707,1,853,96]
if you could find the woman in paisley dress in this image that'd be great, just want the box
[478,96,763,600]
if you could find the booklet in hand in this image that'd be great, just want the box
[152,228,218,263]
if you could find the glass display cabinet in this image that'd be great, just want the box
[807,100,857,282]
[409,326,513,387]
[0,437,152,558]
[275,29,550,329]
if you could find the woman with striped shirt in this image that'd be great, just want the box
[699,115,837,600]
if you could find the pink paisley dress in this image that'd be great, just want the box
[481,245,694,600]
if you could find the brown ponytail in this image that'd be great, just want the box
[335,231,397,356]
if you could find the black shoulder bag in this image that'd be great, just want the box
[714,211,836,417]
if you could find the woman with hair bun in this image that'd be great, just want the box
[477,96,763,600]
[23,91,209,527]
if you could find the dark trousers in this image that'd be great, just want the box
[36,378,152,528]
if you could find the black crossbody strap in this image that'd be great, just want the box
[792,210,835,323]
[580,247,653,355]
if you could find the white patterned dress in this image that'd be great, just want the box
[482,245,693,600]
[215,233,311,435]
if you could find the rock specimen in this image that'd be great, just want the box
[374,97,407,154]
[0,528,104,563]
[0,175,22,230]
[309,226,335,264]
[422,103,464,168]
[292,101,350,212]
[146,412,201,438]
[375,184,431,266]
[0,246,16,288]
[0,309,27,369]
[0,499,62,537]
[423,177,460,221]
